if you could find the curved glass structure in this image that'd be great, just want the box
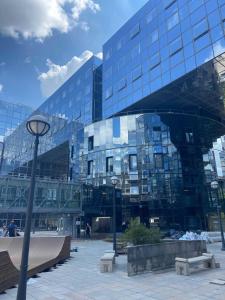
[82,112,225,229]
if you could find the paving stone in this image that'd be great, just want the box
[1,240,225,299]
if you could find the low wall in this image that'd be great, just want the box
[127,240,207,276]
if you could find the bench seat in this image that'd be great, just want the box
[100,252,115,273]
[175,253,216,275]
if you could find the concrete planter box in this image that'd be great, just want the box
[127,240,207,276]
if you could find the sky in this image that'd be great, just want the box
[0,0,148,109]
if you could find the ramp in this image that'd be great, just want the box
[0,236,71,293]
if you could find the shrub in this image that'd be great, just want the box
[122,218,161,246]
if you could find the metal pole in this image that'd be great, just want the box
[17,135,39,300]
[217,205,225,251]
[113,186,117,256]
[216,189,225,251]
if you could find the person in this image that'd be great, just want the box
[7,220,17,237]
[76,218,81,238]
[85,223,91,239]
[2,224,8,237]
[122,221,127,232]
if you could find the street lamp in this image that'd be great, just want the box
[211,180,225,251]
[17,115,50,300]
[111,175,118,256]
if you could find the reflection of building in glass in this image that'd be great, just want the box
[0,56,102,228]
[210,137,225,178]
[0,100,32,141]
[3,0,225,230]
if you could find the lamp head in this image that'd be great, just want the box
[111,175,118,186]
[211,180,219,190]
[26,115,50,136]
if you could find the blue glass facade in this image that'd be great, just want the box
[2,56,102,178]
[102,0,225,120]
[40,55,102,125]
[2,0,225,230]
[0,100,32,140]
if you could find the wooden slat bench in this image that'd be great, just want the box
[100,251,115,273]
[175,253,216,276]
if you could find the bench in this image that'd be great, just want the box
[100,251,115,273]
[104,250,115,264]
[175,253,216,276]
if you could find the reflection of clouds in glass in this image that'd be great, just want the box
[213,39,225,57]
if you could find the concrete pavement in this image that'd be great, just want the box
[1,240,225,299]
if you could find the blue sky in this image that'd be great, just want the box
[0,0,148,109]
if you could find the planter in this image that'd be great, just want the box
[127,240,207,276]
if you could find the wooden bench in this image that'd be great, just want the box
[100,251,115,273]
[175,253,216,276]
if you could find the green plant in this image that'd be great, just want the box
[122,218,161,246]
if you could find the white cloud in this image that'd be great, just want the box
[0,84,3,92]
[0,0,100,41]
[24,56,31,64]
[96,52,103,59]
[39,50,99,97]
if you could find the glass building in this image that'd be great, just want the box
[0,56,102,228]
[2,0,225,231]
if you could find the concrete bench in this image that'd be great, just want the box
[175,253,216,276]
[104,250,115,264]
[100,252,115,273]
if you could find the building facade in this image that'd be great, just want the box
[0,56,102,228]
[2,0,225,231]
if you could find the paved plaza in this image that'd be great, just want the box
[1,239,225,300]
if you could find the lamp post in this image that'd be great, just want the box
[111,175,118,256]
[211,180,225,251]
[17,115,50,300]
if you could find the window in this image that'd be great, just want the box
[132,65,142,81]
[85,68,91,79]
[146,8,156,23]
[70,145,74,158]
[169,36,182,55]
[130,186,139,195]
[189,0,204,13]
[113,117,120,137]
[69,167,73,180]
[131,43,141,59]
[47,189,56,200]
[151,29,159,43]
[193,18,208,40]
[150,52,160,69]
[117,39,123,50]
[219,72,225,82]
[129,154,137,171]
[105,86,113,100]
[117,78,127,91]
[153,126,161,141]
[88,136,94,151]
[106,156,113,172]
[130,23,140,39]
[85,85,91,95]
[105,48,112,60]
[88,160,93,175]
[105,67,112,80]
[185,132,194,143]
[154,154,163,169]
[164,0,176,10]
[167,12,179,30]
